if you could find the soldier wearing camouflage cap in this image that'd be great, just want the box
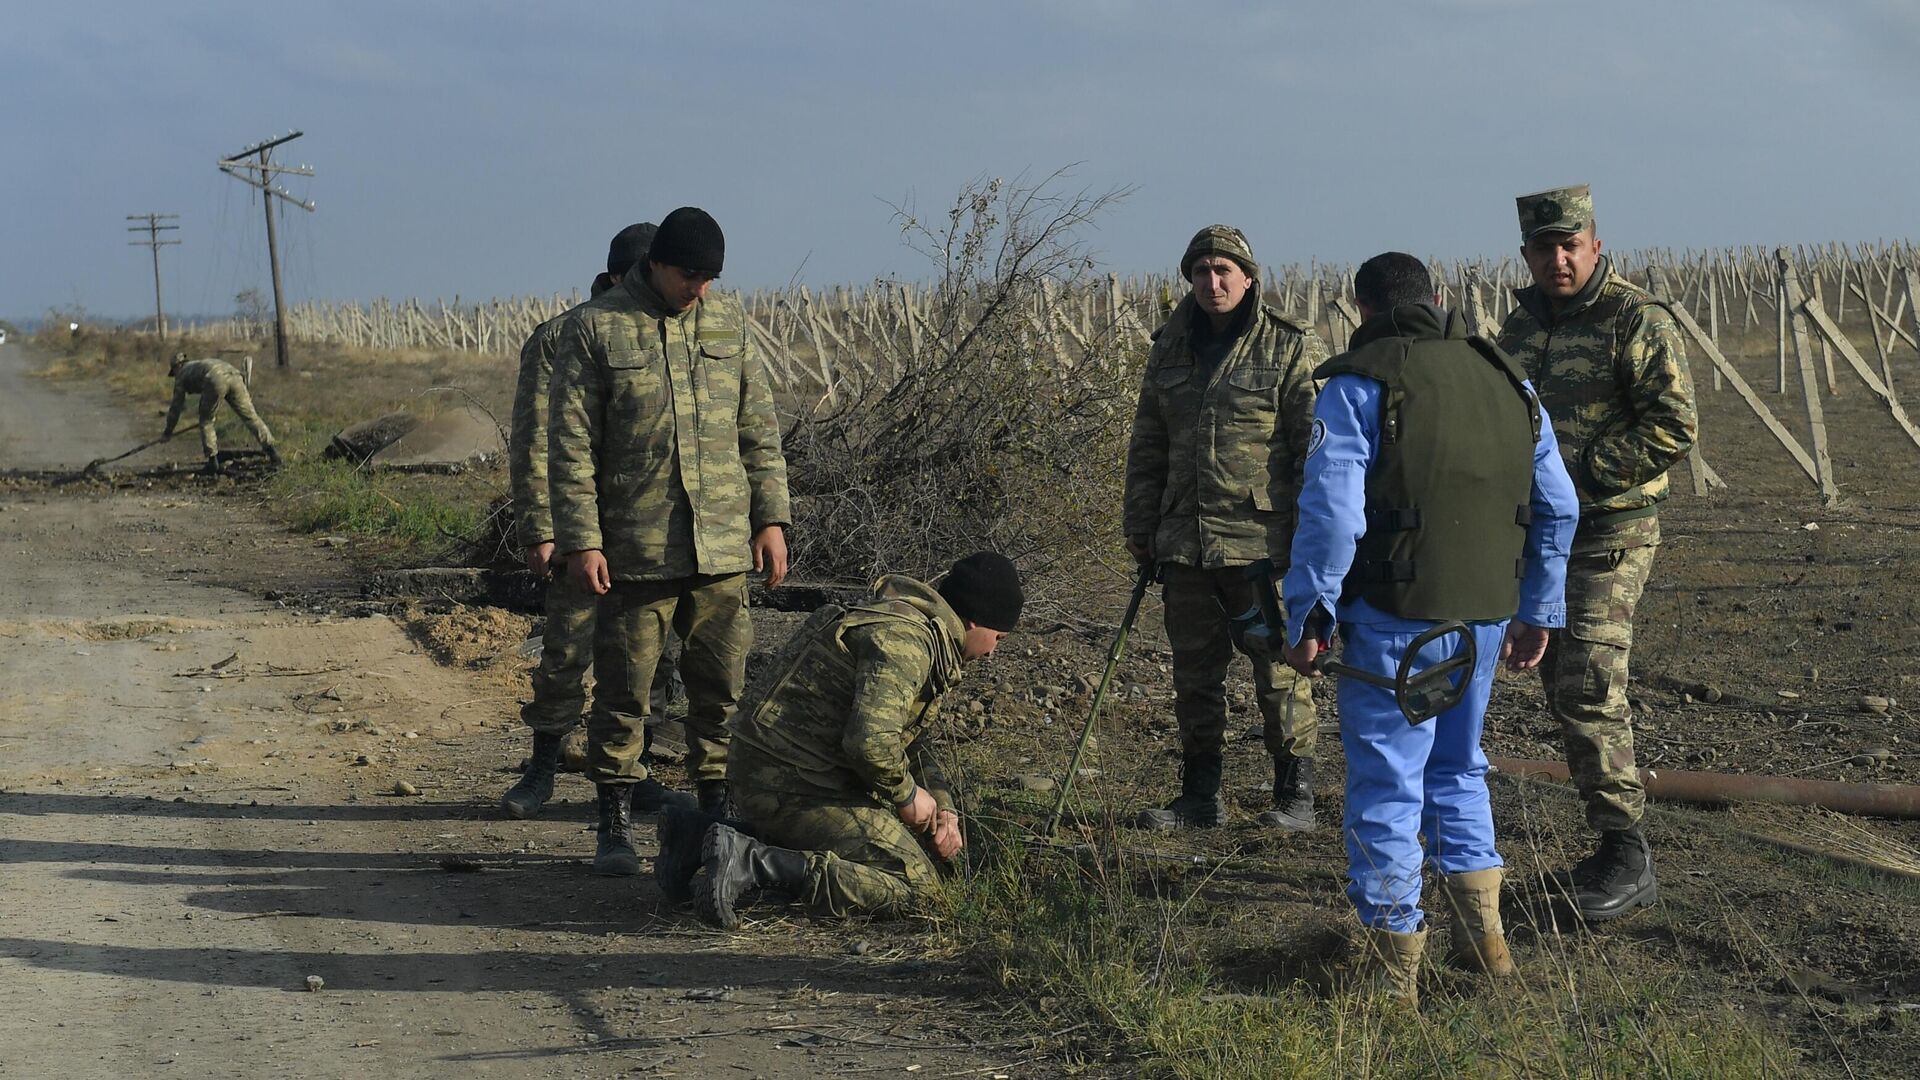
[1495,184,1698,921]
[501,222,694,824]
[1123,225,1325,833]
[547,207,792,876]
[163,353,281,473]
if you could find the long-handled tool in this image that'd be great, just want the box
[81,423,200,476]
[1042,561,1155,837]
[1232,557,1475,725]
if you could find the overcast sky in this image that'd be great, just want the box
[4,0,1916,320]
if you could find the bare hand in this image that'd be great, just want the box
[525,541,557,577]
[931,809,963,860]
[1283,635,1325,680]
[751,525,789,587]
[569,549,612,595]
[1125,535,1153,565]
[1502,621,1550,671]
[896,785,937,832]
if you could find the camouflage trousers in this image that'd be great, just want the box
[1540,540,1658,833]
[587,573,749,786]
[730,750,941,920]
[197,373,274,458]
[519,572,682,738]
[1160,562,1317,759]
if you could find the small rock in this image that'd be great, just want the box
[392,780,420,797]
[352,754,371,766]
[1013,773,1056,793]
[1858,695,1893,715]
[318,536,348,548]
[968,700,985,714]
[304,975,325,992]
[1855,748,1894,765]
[848,940,871,956]
[1776,690,1801,700]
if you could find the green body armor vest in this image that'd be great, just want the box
[1317,307,1542,622]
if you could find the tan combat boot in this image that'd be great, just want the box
[1358,926,1427,1007]
[1440,868,1516,977]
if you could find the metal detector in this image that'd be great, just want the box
[1232,558,1476,725]
[1041,561,1155,837]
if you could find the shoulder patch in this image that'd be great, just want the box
[1307,417,1328,459]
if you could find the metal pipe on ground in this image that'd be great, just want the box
[1488,756,1920,820]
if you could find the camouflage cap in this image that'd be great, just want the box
[1181,224,1258,280]
[1516,185,1593,241]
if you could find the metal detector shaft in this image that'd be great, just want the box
[1042,562,1154,837]
[84,422,201,471]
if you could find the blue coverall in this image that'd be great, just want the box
[1282,374,1578,932]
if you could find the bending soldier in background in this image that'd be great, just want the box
[1123,225,1325,832]
[502,223,691,821]
[1276,253,1577,1005]
[164,353,281,474]
[548,207,792,876]
[656,553,1022,927]
[1495,185,1697,921]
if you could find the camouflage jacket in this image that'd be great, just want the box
[1497,258,1696,548]
[509,314,569,548]
[1123,295,1324,569]
[729,575,964,811]
[165,359,244,431]
[546,274,791,579]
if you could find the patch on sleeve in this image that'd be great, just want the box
[1307,418,1327,459]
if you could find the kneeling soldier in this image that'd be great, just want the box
[659,552,1022,927]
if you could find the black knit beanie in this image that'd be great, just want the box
[606,222,657,276]
[937,552,1024,632]
[647,207,725,275]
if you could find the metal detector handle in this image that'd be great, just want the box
[1316,620,1476,725]
[1042,561,1155,838]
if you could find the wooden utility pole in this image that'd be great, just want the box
[218,131,316,369]
[125,213,179,336]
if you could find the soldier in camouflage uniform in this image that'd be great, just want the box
[1495,185,1697,921]
[164,354,281,473]
[502,223,691,822]
[657,553,1022,927]
[548,207,792,876]
[1122,225,1325,832]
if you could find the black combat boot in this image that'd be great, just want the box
[1134,752,1226,830]
[265,444,284,467]
[1255,753,1317,832]
[630,776,696,815]
[695,778,732,818]
[655,805,736,902]
[500,731,564,820]
[592,783,641,876]
[692,824,810,930]
[1568,825,1658,921]
[202,457,224,476]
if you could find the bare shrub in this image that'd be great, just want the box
[783,170,1142,615]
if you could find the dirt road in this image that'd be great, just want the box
[0,343,1028,1078]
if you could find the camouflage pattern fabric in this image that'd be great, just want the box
[1160,563,1317,758]
[520,570,597,736]
[730,775,941,919]
[1515,184,1594,240]
[1124,295,1325,569]
[728,575,963,812]
[166,359,274,458]
[1539,524,1658,832]
[1496,258,1697,542]
[587,572,750,785]
[509,315,568,548]
[546,272,790,579]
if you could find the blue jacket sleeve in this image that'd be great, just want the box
[1280,374,1378,646]
[1518,387,1579,627]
